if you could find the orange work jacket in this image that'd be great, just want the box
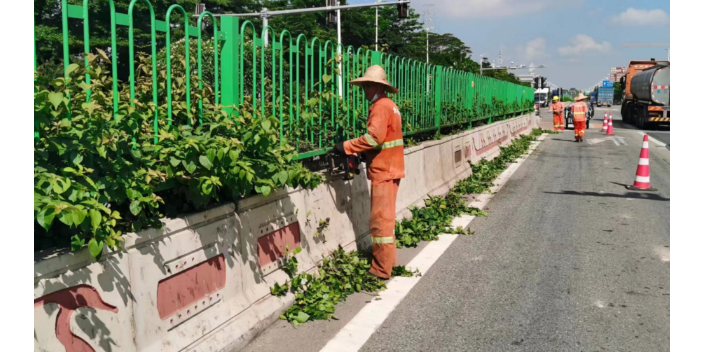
[550,102,564,115]
[344,94,405,181]
[572,102,588,122]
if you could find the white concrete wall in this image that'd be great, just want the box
[33,114,537,352]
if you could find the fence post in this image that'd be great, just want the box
[434,66,443,129]
[220,17,240,115]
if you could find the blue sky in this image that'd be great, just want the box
[349,0,670,90]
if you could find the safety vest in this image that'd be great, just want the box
[572,102,588,122]
[551,102,564,115]
[344,94,405,181]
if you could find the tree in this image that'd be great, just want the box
[613,82,623,103]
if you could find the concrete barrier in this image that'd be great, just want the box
[33,114,536,352]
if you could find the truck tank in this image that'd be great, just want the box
[630,65,670,106]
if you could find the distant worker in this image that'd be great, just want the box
[571,93,590,142]
[333,65,405,280]
[550,96,565,131]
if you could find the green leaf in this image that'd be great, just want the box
[58,211,74,227]
[88,238,103,258]
[170,157,181,167]
[72,153,84,166]
[307,98,319,108]
[199,155,213,170]
[322,74,332,84]
[260,185,272,197]
[295,311,309,323]
[66,63,80,75]
[275,171,289,185]
[129,200,142,216]
[48,92,64,110]
[90,209,102,231]
[185,160,197,174]
[202,181,213,195]
[261,119,272,132]
[293,247,302,255]
[96,145,107,158]
[206,149,216,163]
[126,189,141,199]
[229,150,240,162]
[36,208,55,231]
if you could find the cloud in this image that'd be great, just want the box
[558,35,611,56]
[610,8,669,26]
[411,0,578,19]
[519,38,549,61]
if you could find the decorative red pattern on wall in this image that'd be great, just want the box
[257,222,301,267]
[157,254,226,319]
[34,285,118,352]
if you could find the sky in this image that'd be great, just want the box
[349,0,670,90]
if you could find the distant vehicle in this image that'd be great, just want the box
[597,86,614,107]
[534,88,549,108]
[621,59,670,128]
[590,92,597,104]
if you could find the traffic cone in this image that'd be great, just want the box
[606,115,614,135]
[626,135,657,191]
[602,112,608,132]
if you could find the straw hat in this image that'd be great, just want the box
[349,65,399,94]
[575,93,589,101]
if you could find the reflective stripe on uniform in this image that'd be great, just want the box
[381,139,404,150]
[371,236,395,244]
[364,133,379,147]
[574,112,586,115]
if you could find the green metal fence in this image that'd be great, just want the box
[35,1,534,160]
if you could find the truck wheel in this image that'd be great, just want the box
[637,106,646,129]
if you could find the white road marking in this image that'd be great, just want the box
[654,247,670,262]
[637,132,669,151]
[586,138,608,145]
[613,137,628,147]
[318,134,547,352]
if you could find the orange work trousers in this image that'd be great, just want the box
[574,120,586,140]
[553,113,564,131]
[369,179,400,279]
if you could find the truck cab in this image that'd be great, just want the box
[534,88,549,108]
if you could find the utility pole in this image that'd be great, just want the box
[422,3,434,64]
[375,6,379,51]
[621,43,670,61]
[262,8,268,47]
[206,1,411,98]
[422,4,433,92]
[336,0,342,97]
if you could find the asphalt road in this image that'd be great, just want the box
[360,127,670,352]
[240,122,670,352]
[596,106,670,146]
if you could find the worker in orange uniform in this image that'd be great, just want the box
[550,96,565,131]
[332,65,405,280]
[571,93,590,142]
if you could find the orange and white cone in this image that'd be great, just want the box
[626,135,657,191]
[602,112,608,132]
[606,115,614,136]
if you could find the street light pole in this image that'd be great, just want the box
[262,8,268,47]
[337,1,343,97]
[375,7,379,51]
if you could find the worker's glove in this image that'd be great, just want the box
[332,141,347,156]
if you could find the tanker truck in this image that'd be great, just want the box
[620,60,670,129]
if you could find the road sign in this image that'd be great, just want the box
[602,80,613,88]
